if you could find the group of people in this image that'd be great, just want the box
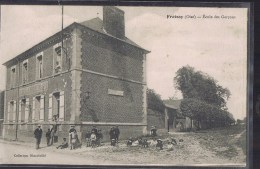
[34,124,79,150]
[85,126,103,148]
[33,124,167,151]
[126,137,178,151]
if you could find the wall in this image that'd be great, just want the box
[81,31,143,82]
[3,34,74,141]
[147,109,165,129]
[80,31,144,124]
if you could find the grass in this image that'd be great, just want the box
[197,123,246,160]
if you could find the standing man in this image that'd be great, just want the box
[114,126,120,143]
[34,125,43,149]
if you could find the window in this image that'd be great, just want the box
[36,52,43,79]
[10,66,16,88]
[22,60,28,83]
[32,95,44,122]
[53,43,62,73]
[20,99,26,122]
[7,101,16,122]
[48,91,64,121]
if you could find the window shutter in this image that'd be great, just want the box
[48,94,53,121]
[7,102,10,122]
[13,101,17,122]
[32,97,35,122]
[40,95,44,121]
[18,100,22,122]
[59,91,65,121]
[25,98,29,122]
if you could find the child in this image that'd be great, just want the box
[56,138,68,149]
[85,131,91,147]
[142,139,149,148]
[150,126,157,137]
[90,131,97,148]
[166,140,174,151]
[156,139,163,150]
[70,130,77,150]
[111,138,116,146]
[138,138,143,146]
[127,137,133,146]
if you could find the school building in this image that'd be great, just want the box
[3,6,149,142]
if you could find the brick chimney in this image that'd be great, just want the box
[103,6,125,39]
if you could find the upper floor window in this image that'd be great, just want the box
[22,60,28,84]
[36,52,43,79]
[10,66,16,88]
[53,43,62,73]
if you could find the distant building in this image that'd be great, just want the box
[3,6,149,142]
[163,99,193,132]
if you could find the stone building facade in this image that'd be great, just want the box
[3,6,149,142]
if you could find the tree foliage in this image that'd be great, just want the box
[180,98,235,127]
[174,66,231,109]
[175,66,234,128]
[147,88,165,112]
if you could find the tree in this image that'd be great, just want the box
[174,65,234,128]
[174,65,231,109]
[147,88,165,112]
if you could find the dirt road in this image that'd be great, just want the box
[0,125,246,166]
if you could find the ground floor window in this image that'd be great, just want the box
[19,98,30,129]
[48,91,64,121]
[7,101,16,123]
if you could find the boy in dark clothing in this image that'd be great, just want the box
[111,138,116,146]
[96,129,103,147]
[85,131,91,147]
[34,125,43,149]
[156,139,163,150]
[109,127,115,140]
[126,137,133,146]
[114,126,120,143]
[46,129,51,146]
[56,138,68,149]
[142,139,149,148]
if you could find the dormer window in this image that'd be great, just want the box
[36,52,43,79]
[53,43,62,73]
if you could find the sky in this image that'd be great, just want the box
[0,5,248,120]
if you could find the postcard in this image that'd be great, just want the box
[0,4,250,167]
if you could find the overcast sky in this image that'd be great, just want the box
[0,6,248,120]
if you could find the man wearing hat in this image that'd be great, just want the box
[34,125,43,149]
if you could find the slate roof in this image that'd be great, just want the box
[79,17,144,50]
[163,99,182,110]
[3,17,149,66]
